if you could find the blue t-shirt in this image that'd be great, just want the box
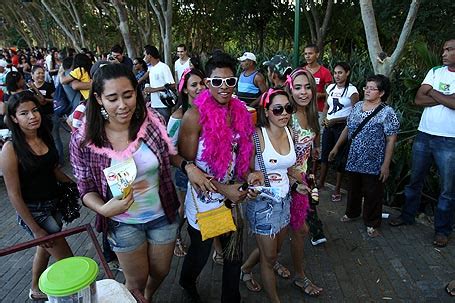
[345,101,400,175]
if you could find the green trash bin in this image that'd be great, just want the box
[39,256,98,302]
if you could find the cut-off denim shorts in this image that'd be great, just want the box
[107,215,179,253]
[172,167,189,192]
[17,199,63,238]
[246,193,291,236]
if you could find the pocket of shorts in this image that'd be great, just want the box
[254,203,273,233]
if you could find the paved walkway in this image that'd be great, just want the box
[0,135,454,302]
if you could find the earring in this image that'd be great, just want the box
[100,106,109,120]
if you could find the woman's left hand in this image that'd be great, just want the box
[187,164,217,193]
[379,163,390,183]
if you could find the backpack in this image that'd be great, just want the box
[53,83,72,117]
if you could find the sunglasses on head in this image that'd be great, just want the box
[270,103,294,116]
[206,77,238,88]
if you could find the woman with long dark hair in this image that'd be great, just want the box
[318,62,359,201]
[70,63,207,300]
[1,91,73,300]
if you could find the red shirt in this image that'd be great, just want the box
[304,65,332,112]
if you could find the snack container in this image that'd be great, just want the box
[39,256,98,303]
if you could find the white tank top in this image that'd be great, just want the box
[185,138,236,230]
[255,127,296,197]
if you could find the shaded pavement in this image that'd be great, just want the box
[0,133,453,302]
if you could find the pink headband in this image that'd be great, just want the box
[260,88,286,108]
[178,68,191,93]
[285,75,294,90]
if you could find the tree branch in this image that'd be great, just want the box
[389,0,420,68]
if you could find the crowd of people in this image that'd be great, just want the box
[0,37,453,302]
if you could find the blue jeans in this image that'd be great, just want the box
[401,131,455,236]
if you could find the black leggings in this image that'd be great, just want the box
[179,225,242,303]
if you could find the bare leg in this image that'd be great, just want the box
[145,241,175,299]
[241,248,260,273]
[31,247,50,291]
[116,242,149,294]
[290,223,322,295]
[256,228,288,303]
[31,238,73,291]
[318,163,328,189]
[335,172,343,195]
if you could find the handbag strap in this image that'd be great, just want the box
[190,186,200,213]
[253,130,271,187]
[350,103,385,141]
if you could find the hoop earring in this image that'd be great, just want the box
[100,106,109,120]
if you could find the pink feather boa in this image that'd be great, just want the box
[194,90,254,181]
[86,109,176,160]
[290,191,310,231]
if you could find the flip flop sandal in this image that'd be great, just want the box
[212,250,224,265]
[273,261,290,279]
[446,280,455,297]
[240,270,262,292]
[331,193,341,202]
[174,238,187,257]
[293,276,322,297]
[29,289,48,300]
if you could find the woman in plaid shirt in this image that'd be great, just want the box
[70,64,205,300]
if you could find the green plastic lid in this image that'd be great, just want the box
[39,256,98,297]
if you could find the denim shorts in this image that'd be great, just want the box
[172,167,189,192]
[107,215,178,253]
[246,193,291,236]
[17,200,63,238]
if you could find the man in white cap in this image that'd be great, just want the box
[237,52,267,105]
[0,59,10,94]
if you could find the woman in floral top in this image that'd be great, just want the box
[329,74,400,237]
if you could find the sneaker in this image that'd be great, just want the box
[108,260,123,272]
[311,235,327,246]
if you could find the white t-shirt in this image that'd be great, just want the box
[174,58,190,83]
[418,66,455,137]
[325,83,358,120]
[148,61,175,108]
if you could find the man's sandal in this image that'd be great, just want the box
[273,261,291,279]
[293,276,323,297]
[240,270,262,292]
[212,250,224,265]
[174,238,187,257]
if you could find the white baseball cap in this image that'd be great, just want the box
[238,52,256,62]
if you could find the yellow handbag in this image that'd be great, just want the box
[191,188,237,241]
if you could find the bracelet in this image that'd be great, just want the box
[181,160,195,175]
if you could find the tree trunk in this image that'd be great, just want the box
[149,0,173,65]
[360,0,420,76]
[110,0,136,58]
[41,0,82,52]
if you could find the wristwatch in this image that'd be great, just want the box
[181,160,195,175]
